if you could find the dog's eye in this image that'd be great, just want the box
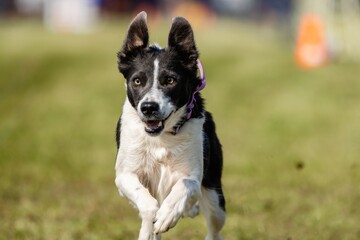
[166,77,175,85]
[133,78,141,86]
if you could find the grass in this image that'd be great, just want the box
[0,17,360,240]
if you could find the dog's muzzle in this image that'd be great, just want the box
[140,101,172,136]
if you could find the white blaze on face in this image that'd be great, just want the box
[137,58,175,119]
[153,59,160,88]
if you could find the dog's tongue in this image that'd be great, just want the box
[144,120,164,135]
[146,120,162,129]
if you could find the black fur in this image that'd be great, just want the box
[202,112,226,210]
[116,117,121,149]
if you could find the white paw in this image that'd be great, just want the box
[153,201,185,234]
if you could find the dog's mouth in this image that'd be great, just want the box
[144,120,164,135]
[143,112,173,136]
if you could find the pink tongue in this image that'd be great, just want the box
[147,121,161,129]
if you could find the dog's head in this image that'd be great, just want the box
[118,12,202,136]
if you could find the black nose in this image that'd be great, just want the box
[140,102,160,117]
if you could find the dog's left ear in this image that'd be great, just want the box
[168,17,199,62]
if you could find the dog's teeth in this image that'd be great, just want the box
[158,121,162,127]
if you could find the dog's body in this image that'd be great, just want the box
[115,12,225,240]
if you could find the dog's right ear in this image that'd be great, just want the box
[118,12,149,75]
[119,11,149,58]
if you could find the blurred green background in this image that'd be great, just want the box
[1,11,360,240]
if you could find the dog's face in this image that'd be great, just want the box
[118,12,201,136]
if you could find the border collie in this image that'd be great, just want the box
[115,12,225,240]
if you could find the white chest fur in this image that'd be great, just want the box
[115,98,204,203]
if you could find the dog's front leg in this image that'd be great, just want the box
[154,178,201,234]
[115,172,160,240]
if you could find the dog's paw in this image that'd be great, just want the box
[153,201,185,234]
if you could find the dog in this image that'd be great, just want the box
[114,12,226,240]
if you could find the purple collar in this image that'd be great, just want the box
[186,59,206,119]
[172,59,206,135]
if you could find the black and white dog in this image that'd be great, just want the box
[115,12,225,240]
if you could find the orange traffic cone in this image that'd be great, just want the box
[295,14,328,69]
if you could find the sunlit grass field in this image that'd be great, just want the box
[1,17,359,240]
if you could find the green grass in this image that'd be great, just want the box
[1,18,360,240]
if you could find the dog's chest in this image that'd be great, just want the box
[131,139,189,201]
[117,99,204,201]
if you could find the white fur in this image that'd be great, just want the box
[115,98,204,239]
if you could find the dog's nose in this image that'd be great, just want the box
[140,102,160,117]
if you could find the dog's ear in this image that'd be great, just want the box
[118,12,149,75]
[168,17,198,62]
[120,11,149,56]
